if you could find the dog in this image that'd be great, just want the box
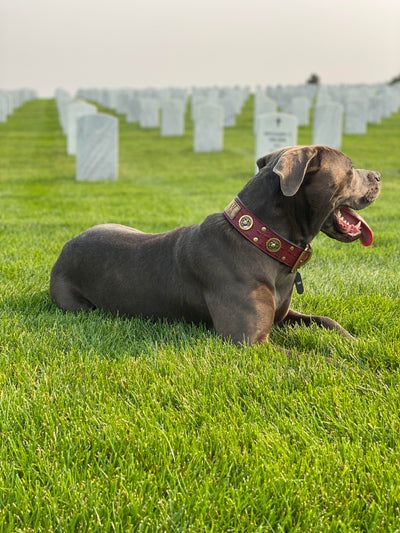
[50,145,381,346]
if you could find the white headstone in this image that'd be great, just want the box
[219,94,236,127]
[191,89,219,121]
[116,91,130,116]
[315,86,333,107]
[253,94,277,133]
[139,98,159,128]
[368,95,383,124]
[161,99,185,136]
[381,86,395,118]
[254,91,276,114]
[55,91,72,134]
[107,90,119,112]
[126,96,140,123]
[76,114,118,181]
[393,83,400,111]
[0,94,7,122]
[291,96,310,126]
[67,100,97,155]
[255,113,298,168]
[193,104,223,152]
[312,103,343,149]
[344,99,367,134]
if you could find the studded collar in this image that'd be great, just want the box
[223,197,312,272]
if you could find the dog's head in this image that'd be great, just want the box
[256,145,381,246]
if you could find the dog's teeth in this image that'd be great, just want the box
[337,210,347,223]
[355,221,361,229]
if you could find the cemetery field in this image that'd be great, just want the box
[1,97,400,532]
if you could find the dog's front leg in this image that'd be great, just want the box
[278,309,356,340]
[206,286,276,345]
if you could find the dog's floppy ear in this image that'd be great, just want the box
[273,146,320,196]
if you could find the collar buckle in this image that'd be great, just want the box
[291,244,313,272]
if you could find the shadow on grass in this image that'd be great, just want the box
[5,290,389,370]
[2,289,221,359]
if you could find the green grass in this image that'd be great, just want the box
[0,96,399,531]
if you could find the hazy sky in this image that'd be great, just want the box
[1,0,399,97]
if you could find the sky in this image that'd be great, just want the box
[1,0,399,98]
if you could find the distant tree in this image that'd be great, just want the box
[306,73,320,85]
[389,73,400,85]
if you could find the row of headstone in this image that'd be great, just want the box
[55,89,118,181]
[254,89,341,150]
[191,87,251,152]
[255,82,400,151]
[316,83,399,144]
[78,85,251,153]
[314,85,399,136]
[77,87,189,134]
[191,87,250,125]
[195,81,399,162]
[264,82,400,123]
[0,88,37,123]
[265,84,318,114]
[70,82,400,175]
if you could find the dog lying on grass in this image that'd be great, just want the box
[50,145,381,345]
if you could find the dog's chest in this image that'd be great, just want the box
[272,273,296,320]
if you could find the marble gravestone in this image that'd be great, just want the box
[253,94,277,134]
[1,93,10,118]
[116,91,130,116]
[67,100,97,155]
[76,114,118,181]
[55,91,72,134]
[0,94,7,122]
[344,99,367,134]
[381,86,395,118]
[139,98,159,128]
[368,94,383,124]
[126,96,140,123]
[312,103,343,149]
[219,95,236,127]
[191,93,215,123]
[255,113,298,169]
[193,104,224,152]
[191,89,219,121]
[161,99,185,136]
[291,96,310,126]
[315,86,332,107]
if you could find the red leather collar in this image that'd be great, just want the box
[224,197,312,272]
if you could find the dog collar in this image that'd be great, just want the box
[224,197,312,272]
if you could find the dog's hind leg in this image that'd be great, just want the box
[277,309,355,340]
[50,276,95,312]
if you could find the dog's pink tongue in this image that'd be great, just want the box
[360,221,374,246]
[340,207,374,246]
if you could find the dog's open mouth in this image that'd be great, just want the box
[334,207,373,246]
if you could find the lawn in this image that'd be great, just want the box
[0,95,399,532]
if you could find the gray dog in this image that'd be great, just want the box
[50,145,381,346]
